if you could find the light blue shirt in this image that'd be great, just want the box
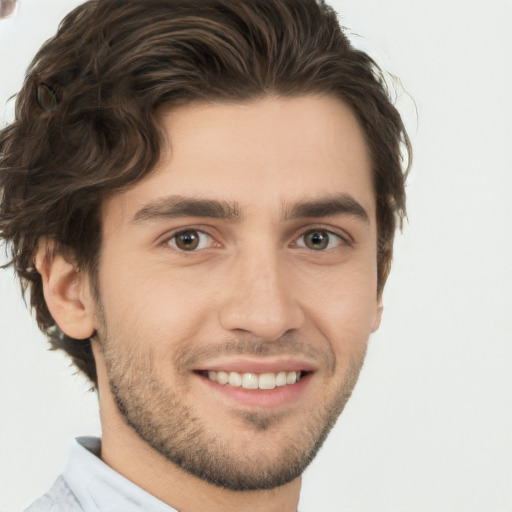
[24,437,177,512]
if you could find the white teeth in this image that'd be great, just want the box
[228,372,242,387]
[275,371,287,387]
[286,371,297,385]
[242,373,259,389]
[217,371,229,385]
[259,373,276,390]
[204,370,302,389]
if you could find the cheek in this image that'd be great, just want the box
[97,254,216,350]
[301,264,379,354]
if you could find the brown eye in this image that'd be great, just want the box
[173,230,202,250]
[299,230,342,251]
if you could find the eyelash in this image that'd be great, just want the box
[162,226,351,253]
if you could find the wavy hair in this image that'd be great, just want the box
[0,0,411,386]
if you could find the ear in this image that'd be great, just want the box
[371,294,384,333]
[35,242,96,339]
[372,240,391,332]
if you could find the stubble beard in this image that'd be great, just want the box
[98,321,367,491]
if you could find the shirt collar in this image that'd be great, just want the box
[62,437,177,512]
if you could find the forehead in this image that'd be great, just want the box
[102,94,375,227]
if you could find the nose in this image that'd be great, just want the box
[218,250,305,341]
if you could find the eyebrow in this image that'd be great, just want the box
[283,194,370,224]
[132,193,369,225]
[132,196,241,223]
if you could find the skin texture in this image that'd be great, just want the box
[38,94,383,512]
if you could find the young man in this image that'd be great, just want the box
[0,0,410,510]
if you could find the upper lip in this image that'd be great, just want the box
[195,357,317,374]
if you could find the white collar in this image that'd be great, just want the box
[62,437,177,512]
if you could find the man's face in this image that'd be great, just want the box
[93,94,382,490]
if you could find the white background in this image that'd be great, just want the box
[1,1,511,511]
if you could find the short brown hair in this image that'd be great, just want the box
[0,0,411,386]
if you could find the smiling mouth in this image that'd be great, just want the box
[197,370,307,390]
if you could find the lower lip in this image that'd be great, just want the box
[197,372,312,408]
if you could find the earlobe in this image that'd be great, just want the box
[35,242,96,340]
